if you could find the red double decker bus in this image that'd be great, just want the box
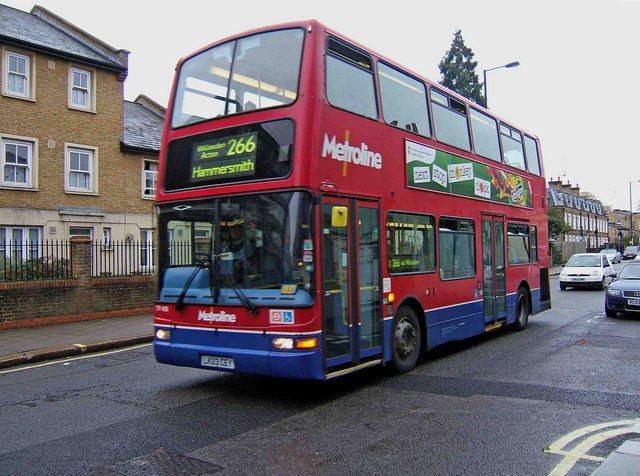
[153,20,551,380]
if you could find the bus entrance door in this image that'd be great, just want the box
[321,198,383,376]
[482,215,507,328]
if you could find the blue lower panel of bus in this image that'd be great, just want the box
[154,325,325,380]
[424,300,485,350]
[420,288,542,350]
[529,288,542,315]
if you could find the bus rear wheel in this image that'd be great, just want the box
[391,306,421,373]
[512,287,530,331]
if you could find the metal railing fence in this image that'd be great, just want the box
[0,240,156,282]
[91,240,156,277]
[0,240,72,282]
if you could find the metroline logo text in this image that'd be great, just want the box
[322,133,382,169]
[197,310,237,323]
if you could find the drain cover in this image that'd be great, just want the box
[89,448,223,475]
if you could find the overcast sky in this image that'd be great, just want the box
[5,0,640,211]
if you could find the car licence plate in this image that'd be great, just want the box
[201,355,235,369]
[628,299,640,306]
[571,277,586,281]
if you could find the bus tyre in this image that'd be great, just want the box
[513,287,530,331]
[391,306,421,373]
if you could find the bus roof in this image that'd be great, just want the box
[173,19,539,141]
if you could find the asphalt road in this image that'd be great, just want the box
[1,267,639,475]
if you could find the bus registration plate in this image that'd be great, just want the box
[201,355,235,369]
[628,299,640,306]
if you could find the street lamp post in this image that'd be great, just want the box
[631,180,640,245]
[483,61,520,108]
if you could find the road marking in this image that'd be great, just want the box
[545,419,640,475]
[0,343,152,375]
[586,314,614,324]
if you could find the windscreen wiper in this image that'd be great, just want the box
[175,255,211,311]
[220,263,259,315]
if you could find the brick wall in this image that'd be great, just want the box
[0,236,154,329]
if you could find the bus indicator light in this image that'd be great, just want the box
[295,338,318,350]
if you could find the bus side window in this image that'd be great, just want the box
[326,38,378,120]
[378,61,431,138]
[431,88,471,152]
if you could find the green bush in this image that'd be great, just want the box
[551,244,562,266]
[0,257,71,282]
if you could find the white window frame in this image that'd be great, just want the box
[102,227,112,250]
[1,136,37,189]
[65,144,98,194]
[142,160,158,199]
[0,226,41,261]
[69,66,93,111]
[140,229,155,270]
[4,51,32,99]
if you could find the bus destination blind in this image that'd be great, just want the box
[191,132,258,183]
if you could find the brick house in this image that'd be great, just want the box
[547,179,609,251]
[607,209,631,251]
[0,4,163,255]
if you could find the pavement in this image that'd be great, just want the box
[1,266,637,474]
[0,313,153,369]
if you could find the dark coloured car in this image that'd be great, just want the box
[622,245,639,260]
[605,262,640,317]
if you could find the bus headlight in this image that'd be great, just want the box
[155,329,171,340]
[272,338,294,349]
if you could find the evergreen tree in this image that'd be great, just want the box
[439,30,485,106]
[548,208,572,241]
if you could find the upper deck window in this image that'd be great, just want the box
[326,38,378,120]
[524,135,541,175]
[500,124,526,170]
[378,62,430,137]
[430,89,471,151]
[171,28,304,128]
[470,108,500,162]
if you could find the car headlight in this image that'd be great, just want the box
[607,288,622,296]
[591,270,599,276]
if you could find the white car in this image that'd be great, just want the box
[559,253,615,290]
[599,248,621,264]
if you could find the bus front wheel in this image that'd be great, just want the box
[391,306,421,373]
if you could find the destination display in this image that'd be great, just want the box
[191,132,258,183]
[163,119,293,192]
[405,140,533,208]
